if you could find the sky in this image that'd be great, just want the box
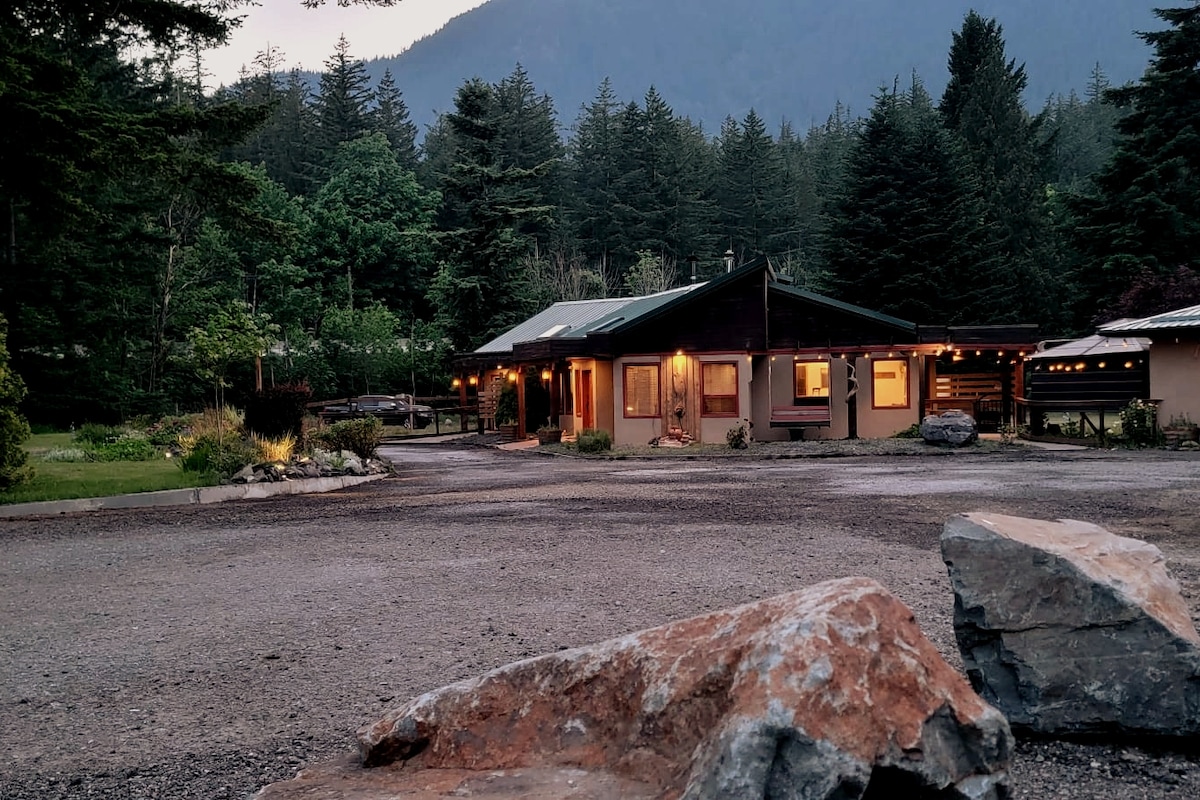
[203,0,488,87]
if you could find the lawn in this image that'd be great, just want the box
[1,433,216,505]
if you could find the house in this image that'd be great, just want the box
[452,259,1038,445]
[1100,305,1200,427]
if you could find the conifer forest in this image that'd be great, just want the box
[3,1,1200,427]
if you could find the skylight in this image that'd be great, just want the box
[537,324,570,338]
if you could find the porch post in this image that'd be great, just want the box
[516,367,527,439]
[548,365,561,427]
[458,375,469,432]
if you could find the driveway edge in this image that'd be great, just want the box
[0,473,388,519]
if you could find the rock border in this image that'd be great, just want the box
[0,473,388,519]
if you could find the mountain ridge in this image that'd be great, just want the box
[359,0,1158,132]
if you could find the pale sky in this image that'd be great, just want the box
[204,0,489,87]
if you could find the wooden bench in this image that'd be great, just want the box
[770,404,832,428]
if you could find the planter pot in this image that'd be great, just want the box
[1163,426,1199,448]
[498,423,519,441]
[537,429,563,445]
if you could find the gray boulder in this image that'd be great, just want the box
[921,410,978,446]
[942,512,1200,736]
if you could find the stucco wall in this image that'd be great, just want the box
[755,356,849,441]
[1150,339,1200,426]
[696,355,753,445]
[613,356,665,445]
[856,355,922,438]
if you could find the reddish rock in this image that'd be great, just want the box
[261,578,1012,799]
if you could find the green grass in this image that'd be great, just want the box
[1,432,216,505]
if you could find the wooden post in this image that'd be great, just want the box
[516,368,527,439]
[548,365,560,427]
[458,376,469,433]
[255,355,263,392]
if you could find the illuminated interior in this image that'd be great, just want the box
[794,361,830,398]
[872,359,909,408]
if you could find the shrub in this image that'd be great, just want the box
[245,382,312,439]
[42,447,92,463]
[0,407,33,488]
[576,427,612,453]
[90,436,158,462]
[188,406,246,440]
[726,422,749,449]
[1119,399,1159,448]
[144,415,192,447]
[75,422,124,446]
[314,417,383,460]
[177,433,257,478]
[892,423,922,439]
[253,432,296,463]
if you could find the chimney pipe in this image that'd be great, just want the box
[724,248,735,274]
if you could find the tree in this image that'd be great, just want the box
[941,11,1060,324]
[0,314,32,489]
[716,109,787,259]
[625,250,677,296]
[309,133,439,316]
[188,301,280,410]
[825,78,993,323]
[429,78,554,350]
[314,35,373,168]
[1068,3,1200,323]
[370,69,419,171]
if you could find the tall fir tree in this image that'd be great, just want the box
[370,68,418,172]
[941,11,1061,325]
[716,109,787,260]
[568,78,623,277]
[314,35,373,169]
[1068,3,1200,322]
[825,78,993,323]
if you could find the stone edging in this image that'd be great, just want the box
[0,473,388,519]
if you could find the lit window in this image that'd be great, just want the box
[794,362,830,399]
[872,359,909,409]
[701,362,738,416]
[623,364,660,418]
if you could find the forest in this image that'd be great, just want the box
[1,0,1199,433]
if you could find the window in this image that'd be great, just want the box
[872,359,909,408]
[701,362,738,416]
[794,362,830,399]
[623,363,660,417]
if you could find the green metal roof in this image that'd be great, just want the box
[1100,304,1200,334]
[769,282,918,334]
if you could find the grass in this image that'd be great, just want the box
[1,432,216,506]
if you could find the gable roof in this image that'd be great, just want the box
[769,282,917,334]
[473,285,704,355]
[1100,304,1200,334]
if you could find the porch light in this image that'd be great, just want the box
[1125,361,1134,369]
[1075,362,1086,371]
[975,350,982,356]
[507,371,518,382]
[451,377,462,389]
[1019,351,1027,357]
[676,349,684,356]
[997,350,1004,357]
[1098,362,1107,368]
[887,352,894,358]
[468,375,478,386]
[541,368,552,381]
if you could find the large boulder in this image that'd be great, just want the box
[942,512,1200,736]
[260,578,1012,800]
[921,411,978,447]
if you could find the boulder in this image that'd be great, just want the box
[259,578,1012,800]
[942,512,1200,736]
[921,410,978,447]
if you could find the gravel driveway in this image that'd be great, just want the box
[2,443,1199,799]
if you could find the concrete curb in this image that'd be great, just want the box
[0,473,388,519]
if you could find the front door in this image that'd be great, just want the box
[580,370,594,430]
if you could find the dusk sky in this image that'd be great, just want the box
[204,0,488,87]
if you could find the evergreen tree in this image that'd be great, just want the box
[314,35,373,166]
[370,68,418,172]
[429,78,553,349]
[716,109,787,260]
[1068,3,1200,322]
[568,78,623,277]
[940,11,1060,324]
[825,79,992,323]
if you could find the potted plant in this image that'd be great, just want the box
[537,423,563,445]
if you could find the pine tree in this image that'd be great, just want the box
[314,35,373,167]
[716,109,787,259]
[941,11,1060,324]
[568,78,623,277]
[1068,3,1200,321]
[826,78,993,323]
[370,69,418,172]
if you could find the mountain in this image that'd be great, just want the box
[363,0,1158,133]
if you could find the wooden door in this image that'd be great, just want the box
[580,370,594,430]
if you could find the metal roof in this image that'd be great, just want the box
[473,285,705,355]
[1028,334,1150,360]
[770,282,917,334]
[1100,304,1200,333]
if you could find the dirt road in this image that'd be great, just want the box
[2,444,1199,798]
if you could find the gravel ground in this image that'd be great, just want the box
[2,441,1200,799]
